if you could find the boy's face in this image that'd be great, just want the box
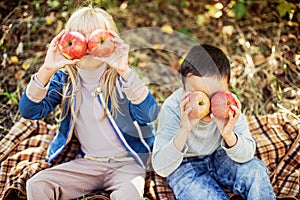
[184,74,229,122]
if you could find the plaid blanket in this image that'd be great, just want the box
[0,118,80,199]
[0,113,299,200]
[248,114,299,199]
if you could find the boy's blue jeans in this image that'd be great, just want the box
[167,148,276,200]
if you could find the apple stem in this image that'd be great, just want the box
[100,38,105,44]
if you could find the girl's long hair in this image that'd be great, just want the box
[60,6,120,121]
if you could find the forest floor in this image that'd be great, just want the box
[0,0,299,137]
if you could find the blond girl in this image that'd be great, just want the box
[19,6,159,200]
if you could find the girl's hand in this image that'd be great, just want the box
[36,30,80,86]
[43,30,80,72]
[211,95,241,147]
[96,32,131,76]
[180,92,201,133]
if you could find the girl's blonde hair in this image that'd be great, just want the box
[60,7,120,121]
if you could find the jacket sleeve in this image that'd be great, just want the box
[129,92,159,124]
[119,70,159,124]
[19,71,66,120]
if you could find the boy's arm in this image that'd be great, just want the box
[213,96,255,163]
[152,103,188,177]
[221,114,256,163]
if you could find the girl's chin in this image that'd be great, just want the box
[77,55,104,70]
[80,54,97,60]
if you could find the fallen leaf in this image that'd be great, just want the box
[15,70,25,80]
[136,17,148,24]
[253,54,266,66]
[120,2,128,10]
[295,54,300,67]
[1,53,8,68]
[161,24,173,34]
[288,33,297,41]
[22,59,31,70]
[227,9,235,18]
[222,25,234,37]
[138,61,147,68]
[283,87,296,99]
[10,56,19,63]
[205,4,223,19]
[55,20,63,34]
[16,42,23,55]
[45,13,56,25]
[280,35,288,42]
[47,0,60,8]
[215,2,224,9]
[170,60,179,71]
[196,14,206,26]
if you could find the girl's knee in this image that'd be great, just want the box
[26,177,35,192]
[26,174,43,191]
[26,176,51,199]
[26,171,59,199]
[110,188,143,200]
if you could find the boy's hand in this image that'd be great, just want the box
[180,92,201,133]
[211,95,241,147]
[173,92,201,152]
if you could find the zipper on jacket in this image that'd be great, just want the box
[97,92,146,169]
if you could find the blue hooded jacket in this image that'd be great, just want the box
[19,70,159,168]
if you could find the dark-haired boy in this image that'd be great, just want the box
[152,44,275,199]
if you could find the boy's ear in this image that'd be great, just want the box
[180,76,186,90]
[221,77,229,90]
[181,82,185,90]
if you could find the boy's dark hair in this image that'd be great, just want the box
[180,44,230,86]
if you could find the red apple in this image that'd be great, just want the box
[88,29,115,57]
[211,91,238,119]
[185,91,210,119]
[58,32,87,60]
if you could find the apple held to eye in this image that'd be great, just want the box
[211,91,238,119]
[88,29,115,57]
[58,32,87,60]
[58,30,116,60]
[185,91,211,119]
